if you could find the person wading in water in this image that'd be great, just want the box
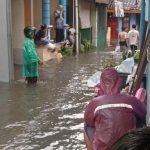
[119,27,128,52]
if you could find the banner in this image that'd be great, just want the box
[114,0,124,17]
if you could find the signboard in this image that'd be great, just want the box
[95,0,110,4]
[114,0,124,17]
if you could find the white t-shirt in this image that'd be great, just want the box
[127,29,139,46]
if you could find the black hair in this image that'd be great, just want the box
[121,27,126,31]
[132,24,136,29]
[111,127,150,150]
[40,24,47,30]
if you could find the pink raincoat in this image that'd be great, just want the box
[84,68,146,150]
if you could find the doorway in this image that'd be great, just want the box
[107,16,118,39]
[122,16,130,31]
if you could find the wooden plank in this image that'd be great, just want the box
[129,21,148,94]
[130,29,150,95]
[141,21,148,50]
[24,0,31,26]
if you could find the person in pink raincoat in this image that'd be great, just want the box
[84,68,146,150]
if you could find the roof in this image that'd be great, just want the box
[108,0,141,10]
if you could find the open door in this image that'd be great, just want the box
[107,17,118,39]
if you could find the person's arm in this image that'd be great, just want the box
[40,31,48,41]
[41,36,49,41]
[84,98,99,127]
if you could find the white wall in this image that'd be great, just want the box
[12,0,24,48]
[11,0,25,64]
[0,0,13,82]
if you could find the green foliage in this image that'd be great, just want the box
[58,47,73,56]
[79,44,85,53]
[134,51,140,63]
[102,61,116,69]
[122,51,132,60]
[82,38,96,52]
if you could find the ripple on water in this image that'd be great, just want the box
[0,49,119,149]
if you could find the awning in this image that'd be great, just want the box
[95,0,110,4]
[108,0,141,10]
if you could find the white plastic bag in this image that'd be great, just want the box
[115,57,134,74]
[87,71,101,87]
[115,46,121,52]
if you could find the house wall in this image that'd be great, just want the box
[90,2,96,44]
[12,0,25,65]
[0,0,13,82]
[33,0,42,30]
[130,14,136,30]
[67,0,73,28]
[12,0,25,48]
[34,0,67,40]
[97,5,107,49]
[50,0,59,39]
[118,18,122,36]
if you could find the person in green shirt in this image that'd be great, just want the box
[23,26,43,84]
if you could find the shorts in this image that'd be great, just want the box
[26,77,38,84]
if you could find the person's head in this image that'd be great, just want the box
[40,24,48,31]
[58,5,63,11]
[99,68,122,95]
[24,26,36,39]
[111,127,150,150]
[132,24,136,29]
[121,27,126,31]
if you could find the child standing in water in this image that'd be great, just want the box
[23,26,43,84]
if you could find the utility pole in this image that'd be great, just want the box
[75,0,79,54]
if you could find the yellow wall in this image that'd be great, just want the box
[50,0,59,39]
[33,0,42,31]
[11,0,25,48]
[33,0,59,39]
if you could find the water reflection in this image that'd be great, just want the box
[0,43,121,149]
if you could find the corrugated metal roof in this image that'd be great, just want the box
[108,0,141,10]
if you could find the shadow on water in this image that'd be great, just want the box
[0,40,120,150]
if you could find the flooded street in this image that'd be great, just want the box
[0,43,121,150]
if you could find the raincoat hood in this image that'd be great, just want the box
[97,68,122,95]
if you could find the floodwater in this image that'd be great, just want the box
[0,41,121,150]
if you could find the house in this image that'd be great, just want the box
[107,0,141,39]
[12,0,66,65]
[0,0,109,82]
[0,0,67,82]
[76,0,109,49]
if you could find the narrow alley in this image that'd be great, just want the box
[0,45,120,150]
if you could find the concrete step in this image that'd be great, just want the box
[36,47,63,62]
[36,48,50,62]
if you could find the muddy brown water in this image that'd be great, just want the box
[0,42,122,150]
